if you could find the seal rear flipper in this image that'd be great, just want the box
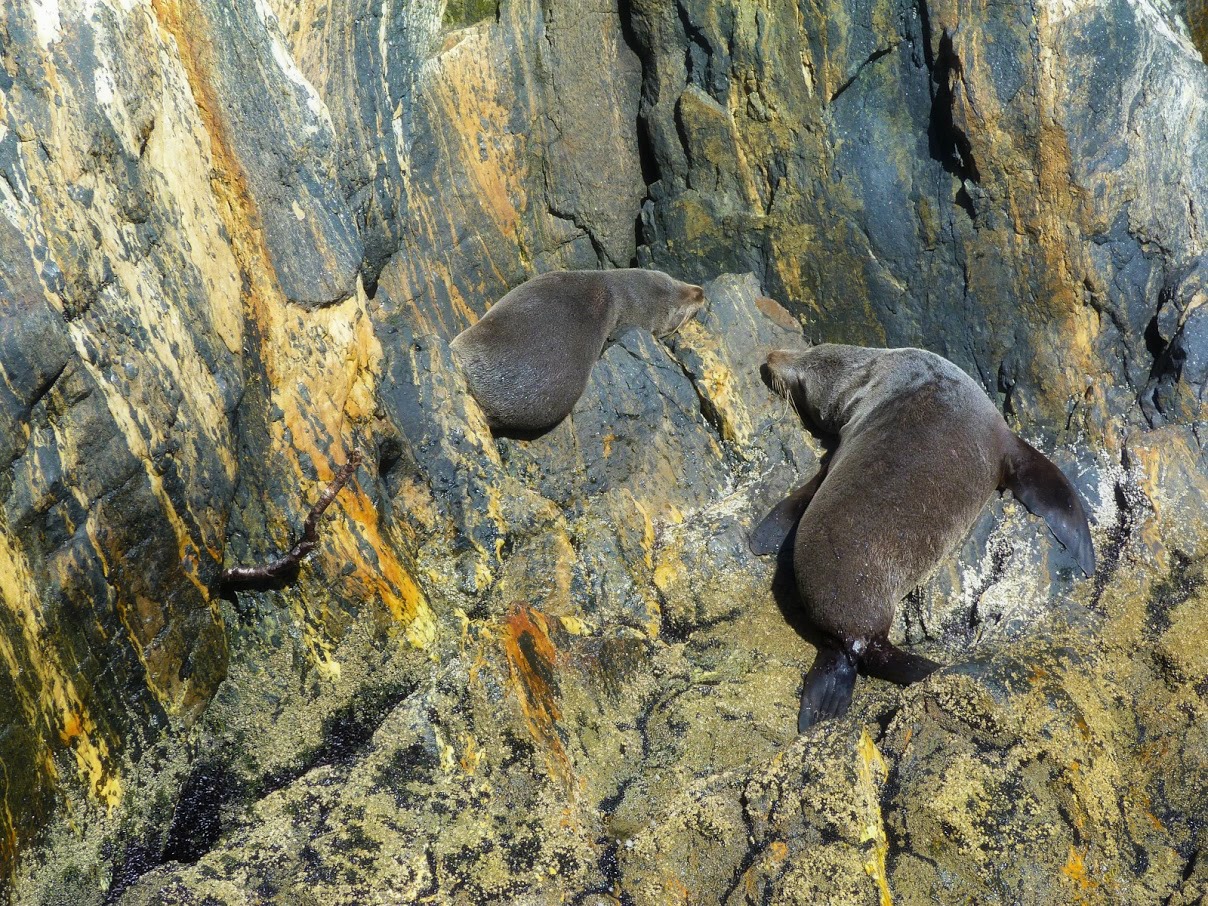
[798,644,857,731]
[861,638,941,686]
[1002,437,1096,576]
[750,468,827,556]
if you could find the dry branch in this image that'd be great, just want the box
[221,452,363,588]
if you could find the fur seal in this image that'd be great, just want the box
[751,344,1095,730]
[450,269,706,436]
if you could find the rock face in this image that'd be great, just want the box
[0,0,1204,904]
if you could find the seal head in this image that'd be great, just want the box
[608,268,707,340]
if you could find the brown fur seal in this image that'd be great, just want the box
[750,344,1095,730]
[450,269,706,436]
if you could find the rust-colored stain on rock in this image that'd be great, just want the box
[500,604,572,788]
[754,295,801,333]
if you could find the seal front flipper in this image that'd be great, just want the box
[1002,436,1096,576]
[862,637,941,686]
[797,643,857,731]
[750,468,827,556]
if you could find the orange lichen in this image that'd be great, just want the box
[150,0,436,667]
[1137,792,1166,832]
[329,475,435,648]
[658,876,692,903]
[394,26,524,334]
[459,733,484,775]
[148,0,281,326]
[499,604,573,790]
[1061,846,1097,892]
[59,713,82,743]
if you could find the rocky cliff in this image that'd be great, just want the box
[0,0,1205,903]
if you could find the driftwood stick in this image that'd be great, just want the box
[221,451,363,588]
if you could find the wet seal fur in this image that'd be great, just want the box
[451,269,706,436]
[751,344,1096,731]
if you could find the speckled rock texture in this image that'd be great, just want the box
[0,0,1204,903]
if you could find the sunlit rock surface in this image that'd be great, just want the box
[0,0,1204,903]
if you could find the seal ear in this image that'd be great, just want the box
[1002,437,1096,577]
[749,468,827,556]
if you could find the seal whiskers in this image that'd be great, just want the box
[764,361,799,422]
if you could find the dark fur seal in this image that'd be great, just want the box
[450,269,706,435]
[751,344,1095,730]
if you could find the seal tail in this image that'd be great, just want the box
[797,644,857,731]
[750,468,828,556]
[861,638,941,686]
[1002,436,1096,577]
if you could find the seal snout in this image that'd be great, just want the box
[659,283,708,337]
[764,348,797,383]
[762,348,806,404]
[765,348,792,370]
[683,283,708,317]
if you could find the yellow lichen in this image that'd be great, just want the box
[433,727,458,774]
[628,492,656,571]
[856,729,893,906]
[0,526,122,808]
[673,321,754,447]
[558,615,591,636]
